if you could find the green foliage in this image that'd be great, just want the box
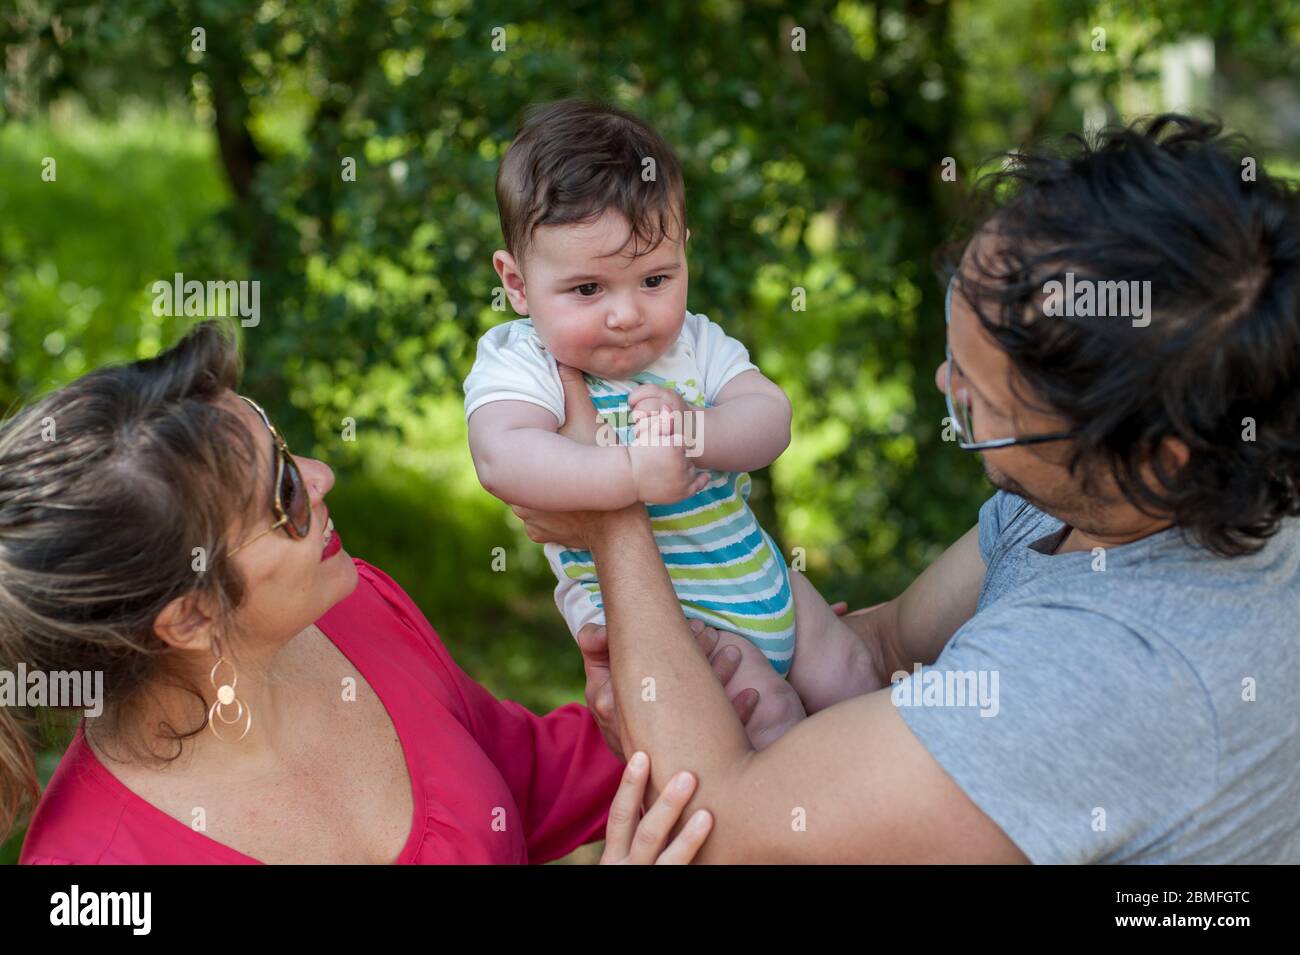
[0,110,230,403]
[1,0,1297,861]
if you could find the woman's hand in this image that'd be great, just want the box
[600,752,713,864]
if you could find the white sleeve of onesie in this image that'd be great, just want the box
[463,321,567,427]
[684,311,760,405]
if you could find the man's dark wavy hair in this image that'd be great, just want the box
[939,113,1300,557]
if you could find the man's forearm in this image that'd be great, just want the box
[887,525,984,670]
[588,508,753,804]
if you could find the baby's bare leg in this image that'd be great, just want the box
[705,627,806,750]
[786,570,885,713]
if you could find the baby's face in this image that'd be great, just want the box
[516,207,688,379]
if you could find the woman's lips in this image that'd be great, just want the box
[320,517,341,560]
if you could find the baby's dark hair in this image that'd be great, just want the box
[496,98,687,263]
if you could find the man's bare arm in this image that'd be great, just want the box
[588,507,1025,863]
[854,525,985,678]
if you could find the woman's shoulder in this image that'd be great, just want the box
[20,559,450,866]
[19,725,251,865]
[18,727,119,864]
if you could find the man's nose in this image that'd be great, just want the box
[934,359,949,395]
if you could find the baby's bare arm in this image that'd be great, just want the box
[692,370,792,473]
[468,400,637,510]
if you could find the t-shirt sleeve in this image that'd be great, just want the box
[893,604,1217,864]
[685,311,760,404]
[977,490,1032,564]
[463,322,566,426]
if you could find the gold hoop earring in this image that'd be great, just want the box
[207,638,252,743]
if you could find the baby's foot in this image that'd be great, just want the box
[745,676,807,750]
[703,625,808,749]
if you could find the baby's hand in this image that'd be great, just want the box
[628,383,689,424]
[627,409,710,504]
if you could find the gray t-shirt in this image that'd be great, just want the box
[895,490,1300,863]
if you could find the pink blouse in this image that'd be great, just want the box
[20,559,625,864]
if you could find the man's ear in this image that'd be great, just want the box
[491,250,530,317]
[153,591,217,652]
[1155,435,1190,480]
[1137,435,1191,494]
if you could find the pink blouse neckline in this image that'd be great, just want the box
[73,612,427,865]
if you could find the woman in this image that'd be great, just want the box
[0,321,743,864]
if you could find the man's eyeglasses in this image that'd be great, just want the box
[943,276,1080,451]
[228,395,312,555]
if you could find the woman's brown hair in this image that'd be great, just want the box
[0,320,259,842]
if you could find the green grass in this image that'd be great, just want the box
[0,106,233,396]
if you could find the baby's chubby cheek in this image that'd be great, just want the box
[539,318,611,370]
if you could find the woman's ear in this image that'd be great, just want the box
[153,591,217,651]
[491,250,530,316]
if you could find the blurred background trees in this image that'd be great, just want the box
[1,0,1297,860]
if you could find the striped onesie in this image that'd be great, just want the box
[464,312,797,675]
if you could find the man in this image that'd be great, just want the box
[517,114,1300,863]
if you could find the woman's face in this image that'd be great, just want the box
[221,390,358,646]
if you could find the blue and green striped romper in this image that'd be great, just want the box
[548,372,797,676]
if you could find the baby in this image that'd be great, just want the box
[464,100,879,746]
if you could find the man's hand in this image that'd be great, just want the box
[507,362,624,548]
[832,598,905,685]
[554,362,608,446]
[577,618,759,760]
[559,362,707,504]
[512,502,604,550]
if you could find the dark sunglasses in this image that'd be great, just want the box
[228,395,311,554]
